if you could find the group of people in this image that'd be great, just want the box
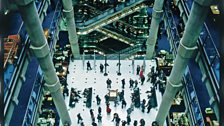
[86,61,105,73]
[72,61,167,126]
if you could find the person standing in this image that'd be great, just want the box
[133,120,138,126]
[87,61,92,70]
[106,104,111,114]
[129,78,134,88]
[139,69,144,79]
[121,78,125,89]
[92,122,97,126]
[96,95,101,105]
[106,78,112,88]
[140,118,145,126]
[90,109,95,122]
[121,120,127,126]
[126,115,131,125]
[115,116,121,126]
[100,63,104,73]
[134,80,138,88]
[104,94,109,104]
[136,65,140,75]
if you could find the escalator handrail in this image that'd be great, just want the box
[76,0,148,27]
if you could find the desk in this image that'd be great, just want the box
[108,89,118,101]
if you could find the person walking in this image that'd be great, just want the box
[141,99,146,113]
[98,106,102,115]
[141,75,145,85]
[114,97,119,107]
[121,99,127,108]
[77,113,83,124]
[96,95,101,105]
[97,114,102,122]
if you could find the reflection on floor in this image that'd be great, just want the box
[63,60,166,126]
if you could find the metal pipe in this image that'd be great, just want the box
[17,1,71,125]
[146,0,164,59]
[155,0,212,125]
[61,0,80,59]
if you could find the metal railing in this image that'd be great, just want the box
[184,67,206,126]
[97,27,137,46]
[60,0,151,34]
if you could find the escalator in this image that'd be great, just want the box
[97,27,136,46]
[60,0,151,34]
[107,44,145,60]
[81,42,117,54]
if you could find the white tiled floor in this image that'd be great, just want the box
[63,59,165,126]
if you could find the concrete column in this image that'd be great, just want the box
[62,0,80,59]
[155,0,212,125]
[17,1,71,125]
[145,0,164,59]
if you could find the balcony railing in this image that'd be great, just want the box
[4,0,50,115]
[21,2,62,126]
[164,4,206,125]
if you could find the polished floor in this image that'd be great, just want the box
[62,59,166,126]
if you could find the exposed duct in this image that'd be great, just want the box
[16,0,71,125]
[62,0,80,59]
[155,0,213,125]
[145,0,164,59]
